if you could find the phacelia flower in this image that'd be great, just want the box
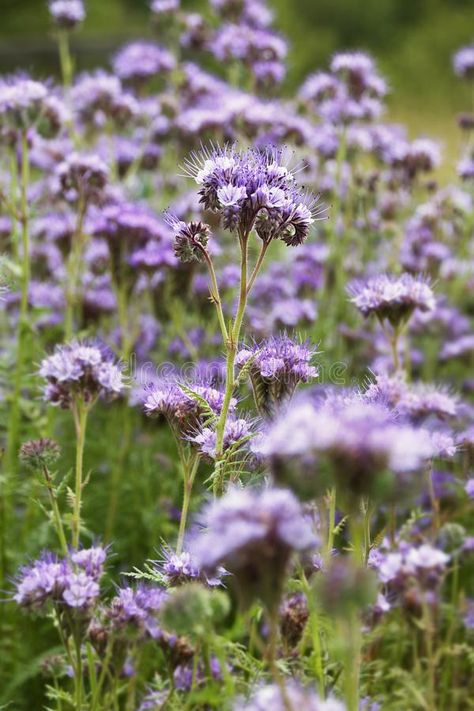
[453,45,474,79]
[259,393,433,503]
[236,335,318,417]
[365,372,458,422]
[49,0,85,29]
[14,549,104,613]
[0,76,48,131]
[279,592,309,648]
[56,152,108,204]
[183,145,325,245]
[108,585,167,639]
[190,417,252,460]
[234,682,346,711]
[39,340,124,408]
[465,479,474,499]
[112,42,176,84]
[143,379,235,436]
[155,546,224,587]
[348,273,435,327]
[191,487,316,610]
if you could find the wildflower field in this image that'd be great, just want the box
[1,1,474,710]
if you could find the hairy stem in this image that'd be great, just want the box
[176,452,200,555]
[42,465,69,556]
[71,400,88,549]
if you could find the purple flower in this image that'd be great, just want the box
[71,545,107,579]
[463,600,474,629]
[348,273,435,327]
[236,335,318,416]
[151,0,179,15]
[143,379,235,435]
[173,656,222,691]
[166,216,211,263]
[453,45,474,79]
[155,546,225,587]
[55,152,108,204]
[365,373,458,422]
[0,76,48,131]
[39,340,124,408]
[233,682,345,711]
[258,393,433,502]
[465,479,474,499]
[62,572,99,608]
[49,0,85,29]
[71,71,138,127]
[14,549,104,613]
[190,418,252,460]
[112,42,175,84]
[108,585,167,638]
[191,487,316,609]
[183,145,324,245]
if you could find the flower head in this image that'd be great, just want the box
[39,340,124,408]
[191,487,316,609]
[19,438,61,469]
[183,145,324,245]
[237,335,318,417]
[453,45,474,79]
[0,76,48,131]
[49,0,85,29]
[233,682,345,711]
[348,273,435,327]
[112,42,175,84]
[108,585,167,638]
[165,215,211,263]
[56,152,108,204]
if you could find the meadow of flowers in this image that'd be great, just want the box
[0,0,473,709]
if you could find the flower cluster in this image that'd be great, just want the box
[191,487,316,609]
[348,273,435,327]
[234,683,346,711]
[184,145,324,245]
[236,335,318,416]
[49,0,85,29]
[259,393,434,502]
[39,340,124,408]
[14,546,106,613]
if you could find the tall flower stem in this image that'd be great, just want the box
[71,399,88,549]
[42,465,69,556]
[212,234,249,495]
[176,451,200,555]
[201,249,228,343]
[64,196,87,341]
[57,30,74,88]
[267,610,294,711]
[8,130,31,477]
[326,487,337,559]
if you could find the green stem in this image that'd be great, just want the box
[212,235,248,495]
[176,453,200,555]
[64,198,86,341]
[57,30,73,88]
[8,131,30,475]
[73,630,83,711]
[42,465,69,556]
[327,487,336,559]
[202,249,228,343]
[71,400,88,549]
[246,240,270,296]
[301,571,325,697]
[267,611,294,711]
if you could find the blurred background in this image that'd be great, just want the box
[0,0,472,163]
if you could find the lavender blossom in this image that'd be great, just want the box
[348,273,435,327]
[191,487,316,609]
[155,545,225,587]
[234,682,346,711]
[108,585,167,638]
[39,340,124,408]
[112,42,176,84]
[0,76,49,131]
[236,335,318,417]
[190,417,252,460]
[258,393,433,503]
[183,145,324,245]
[55,152,108,204]
[49,0,85,29]
[453,45,474,79]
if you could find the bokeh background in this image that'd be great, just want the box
[0,0,473,164]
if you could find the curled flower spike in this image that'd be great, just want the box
[165,214,211,263]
